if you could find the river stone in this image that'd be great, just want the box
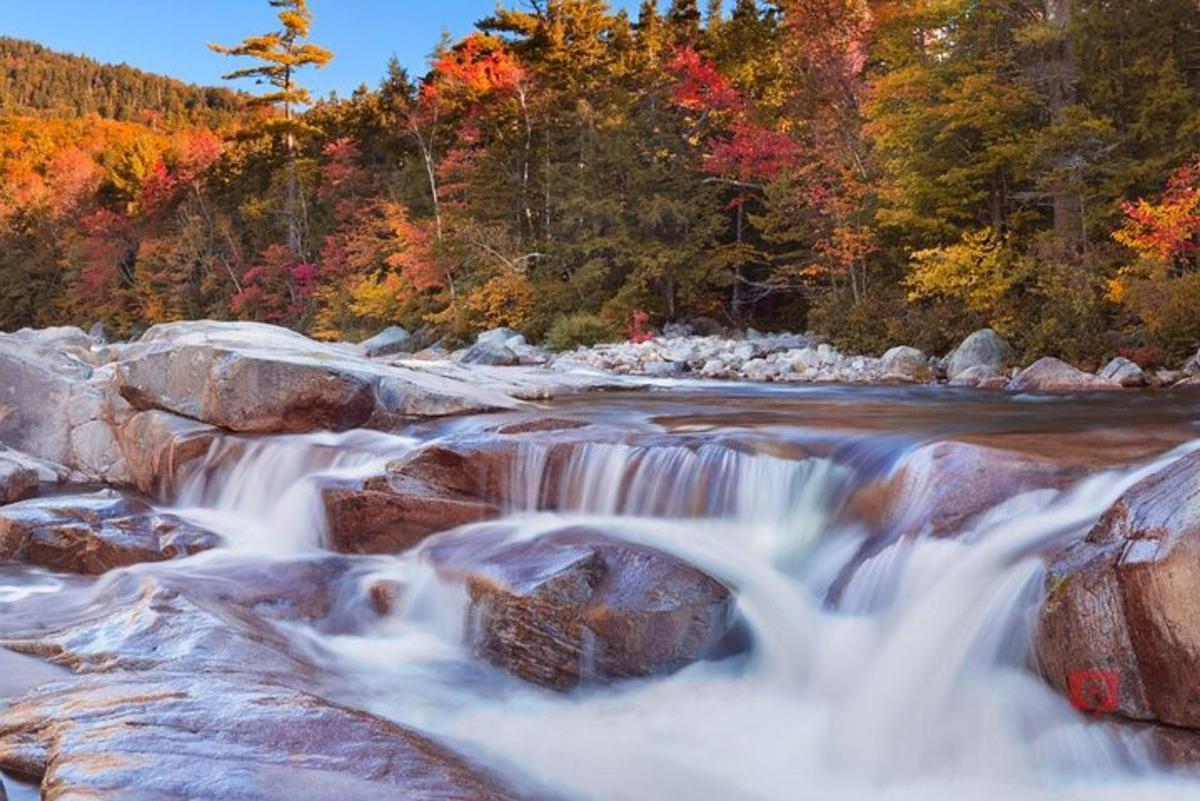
[945,329,1012,381]
[428,525,738,691]
[880,346,929,383]
[1099,356,1147,387]
[359,325,415,357]
[0,675,535,801]
[0,490,219,574]
[1008,357,1119,393]
[1037,449,1200,728]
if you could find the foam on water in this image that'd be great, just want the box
[267,432,1200,800]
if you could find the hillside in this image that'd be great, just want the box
[0,37,244,126]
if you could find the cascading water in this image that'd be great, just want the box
[170,428,417,552]
[7,385,1200,800]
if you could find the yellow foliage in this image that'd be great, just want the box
[906,228,1029,333]
[461,272,534,331]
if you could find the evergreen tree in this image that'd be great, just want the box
[209,0,333,257]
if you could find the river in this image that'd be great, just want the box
[3,382,1200,800]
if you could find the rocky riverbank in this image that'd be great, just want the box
[551,327,1200,391]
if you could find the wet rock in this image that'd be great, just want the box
[1037,449,1200,728]
[852,441,1080,540]
[880,346,929,383]
[359,326,414,357]
[946,329,1012,381]
[0,557,345,676]
[115,321,525,433]
[492,417,589,436]
[0,675,535,801]
[428,525,738,691]
[322,440,521,554]
[0,490,219,574]
[1008,357,1119,393]
[116,409,218,497]
[0,459,37,506]
[324,473,501,555]
[1099,356,1147,388]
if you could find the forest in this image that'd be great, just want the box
[0,0,1198,364]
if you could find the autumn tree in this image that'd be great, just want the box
[209,0,332,257]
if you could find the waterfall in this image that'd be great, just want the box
[168,429,416,552]
[511,440,858,568]
[295,431,1200,801]
[83,392,1200,800]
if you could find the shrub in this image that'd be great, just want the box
[545,312,615,350]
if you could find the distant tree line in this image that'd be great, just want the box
[0,1,1198,366]
[0,37,243,126]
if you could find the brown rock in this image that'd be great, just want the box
[492,418,590,436]
[1037,450,1200,728]
[0,675,537,801]
[428,525,738,691]
[1008,357,1120,393]
[116,409,218,496]
[849,441,1079,539]
[0,459,37,506]
[0,491,219,574]
[323,472,500,555]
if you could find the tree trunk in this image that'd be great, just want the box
[1044,0,1081,257]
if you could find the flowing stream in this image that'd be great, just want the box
[5,383,1200,799]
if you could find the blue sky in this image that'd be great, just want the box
[0,1,672,100]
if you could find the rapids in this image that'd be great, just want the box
[4,382,1200,799]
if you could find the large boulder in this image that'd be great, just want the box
[427,525,739,691]
[0,675,535,801]
[1008,357,1119,393]
[1099,356,1147,388]
[945,329,1012,381]
[115,321,524,433]
[0,329,130,483]
[879,346,930,383]
[358,325,415,358]
[459,340,520,367]
[0,491,219,574]
[1037,449,1200,728]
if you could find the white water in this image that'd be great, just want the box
[139,408,1200,799]
[170,429,417,552]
